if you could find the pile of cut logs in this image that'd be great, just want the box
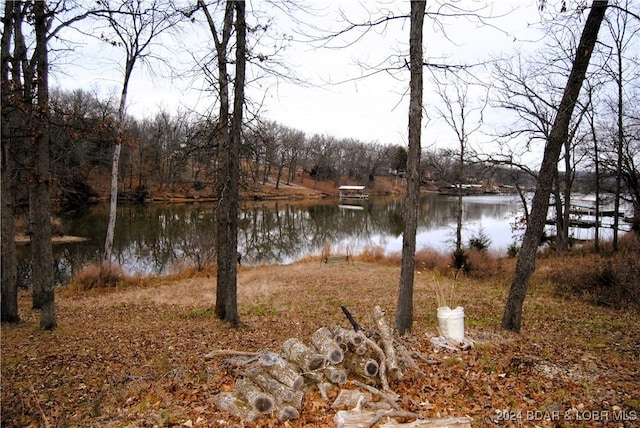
[206,306,471,427]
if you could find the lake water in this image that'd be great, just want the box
[15,193,520,285]
[17,192,627,286]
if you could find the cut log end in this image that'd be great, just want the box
[253,396,274,414]
[329,349,344,364]
[308,356,326,371]
[278,405,300,421]
[325,366,347,385]
[364,360,379,377]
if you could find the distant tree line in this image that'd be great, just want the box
[6,87,545,212]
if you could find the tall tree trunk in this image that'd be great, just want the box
[104,62,132,263]
[395,0,425,336]
[502,0,608,332]
[456,150,464,253]
[208,0,242,324]
[1,0,19,322]
[588,88,601,252]
[612,31,624,251]
[32,0,56,329]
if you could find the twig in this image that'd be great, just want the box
[205,349,260,359]
[369,409,429,427]
[350,380,401,411]
[30,385,51,428]
[341,306,361,331]
[395,345,426,377]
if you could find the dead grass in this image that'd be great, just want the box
[2,254,639,427]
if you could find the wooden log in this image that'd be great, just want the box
[353,343,368,355]
[282,338,326,372]
[312,327,344,364]
[259,352,304,391]
[342,352,379,378]
[373,306,402,381]
[234,378,275,414]
[331,389,372,410]
[330,325,364,348]
[276,405,300,421]
[213,392,260,422]
[324,365,347,384]
[259,351,280,366]
[303,371,324,383]
[245,370,298,407]
[334,409,472,428]
[378,416,473,427]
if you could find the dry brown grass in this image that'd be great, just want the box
[64,262,126,292]
[3,249,639,427]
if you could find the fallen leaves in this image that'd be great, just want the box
[2,261,639,427]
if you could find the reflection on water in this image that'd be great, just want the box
[18,194,525,286]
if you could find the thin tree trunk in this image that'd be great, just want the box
[395,0,425,336]
[552,173,566,252]
[104,61,132,263]
[612,35,624,251]
[588,89,601,252]
[502,0,608,332]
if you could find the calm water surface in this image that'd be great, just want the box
[17,194,528,286]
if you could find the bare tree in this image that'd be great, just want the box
[1,0,57,328]
[601,0,639,249]
[1,0,19,323]
[432,74,485,255]
[30,0,57,329]
[95,0,182,264]
[196,0,246,324]
[395,0,424,336]
[502,0,608,332]
[488,45,591,254]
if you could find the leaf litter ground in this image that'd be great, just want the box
[2,260,639,427]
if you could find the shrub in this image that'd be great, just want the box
[507,242,520,258]
[451,249,468,274]
[547,234,640,309]
[468,228,491,252]
[464,249,501,279]
[67,262,125,292]
[415,248,450,272]
[359,246,399,265]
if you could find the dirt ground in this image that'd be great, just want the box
[2,259,639,427]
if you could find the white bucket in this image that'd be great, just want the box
[437,306,465,341]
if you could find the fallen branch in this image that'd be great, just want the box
[351,380,402,412]
[357,331,393,394]
[204,349,260,359]
[373,306,402,380]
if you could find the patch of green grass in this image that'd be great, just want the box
[248,302,280,316]
[328,298,357,308]
[443,356,461,367]
[466,316,495,327]
[625,397,640,410]
[478,354,499,373]
[584,340,607,349]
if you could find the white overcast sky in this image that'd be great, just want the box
[51,0,553,151]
